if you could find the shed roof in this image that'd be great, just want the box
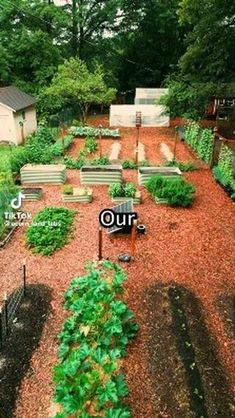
[0,86,36,112]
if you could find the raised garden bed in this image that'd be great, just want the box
[20,164,67,185]
[81,165,123,185]
[21,188,42,201]
[111,191,141,205]
[138,166,182,185]
[62,187,93,203]
[155,196,169,205]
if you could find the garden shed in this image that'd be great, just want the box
[0,86,37,145]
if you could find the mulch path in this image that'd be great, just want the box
[0,118,234,417]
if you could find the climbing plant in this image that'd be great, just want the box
[184,122,214,164]
[213,144,235,199]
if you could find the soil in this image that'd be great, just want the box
[0,285,52,418]
[0,116,234,418]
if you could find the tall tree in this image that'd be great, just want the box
[45,57,116,121]
[178,0,235,81]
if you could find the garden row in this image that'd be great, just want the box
[53,260,138,418]
[180,122,235,199]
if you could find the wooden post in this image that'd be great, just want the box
[173,127,178,161]
[210,127,219,168]
[99,125,102,158]
[23,259,27,296]
[130,220,137,259]
[0,307,3,348]
[4,293,8,336]
[135,147,139,166]
[98,226,103,261]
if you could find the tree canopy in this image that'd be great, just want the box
[44,58,116,121]
[0,0,234,120]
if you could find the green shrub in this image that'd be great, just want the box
[166,160,197,172]
[0,171,18,237]
[26,207,76,255]
[62,185,73,195]
[109,183,123,198]
[122,160,137,169]
[84,136,98,154]
[109,182,136,198]
[146,176,195,207]
[145,176,164,197]
[139,159,150,167]
[9,128,74,174]
[123,182,136,198]
[53,260,138,417]
[90,155,110,166]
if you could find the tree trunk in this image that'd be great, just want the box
[71,0,79,55]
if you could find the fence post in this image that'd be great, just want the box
[0,307,3,348]
[23,260,27,296]
[4,293,8,336]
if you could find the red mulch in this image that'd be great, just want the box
[0,118,234,417]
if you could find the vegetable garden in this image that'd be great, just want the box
[0,117,234,418]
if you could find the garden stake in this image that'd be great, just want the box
[130,220,138,260]
[98,226,103,261]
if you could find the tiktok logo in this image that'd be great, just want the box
[11,192,26,210]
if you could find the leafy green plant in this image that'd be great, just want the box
[62,185,73,195]
[122,160,137,169]
[213,144,235,199]
[109,182,136,198]
[166,160,197,172]
[123,183,136,198]
[64,155,85,169]
[0,171,18,237]
[109,183,123,198]
[146,176,195,207]
[53,261,138,417]
[84,136,98,154]
[26,207,76,255]
[9,127,75,174]
[90,155,110,166]
[139,160,150,167]
[184,121,213,164]
[70,126,120,138]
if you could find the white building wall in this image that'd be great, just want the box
[14,106,37,144]
[110,105,170,127]
[0,104,16,144]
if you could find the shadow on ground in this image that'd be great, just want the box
[147,284,234,418]
[216,293,235,338]
[0,284,52,418]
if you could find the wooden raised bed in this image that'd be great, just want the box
[138,167,182,186]
[111,191,141,205]
[20,164,67,185]
[62,187,93,203]
[81,165,122,185]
